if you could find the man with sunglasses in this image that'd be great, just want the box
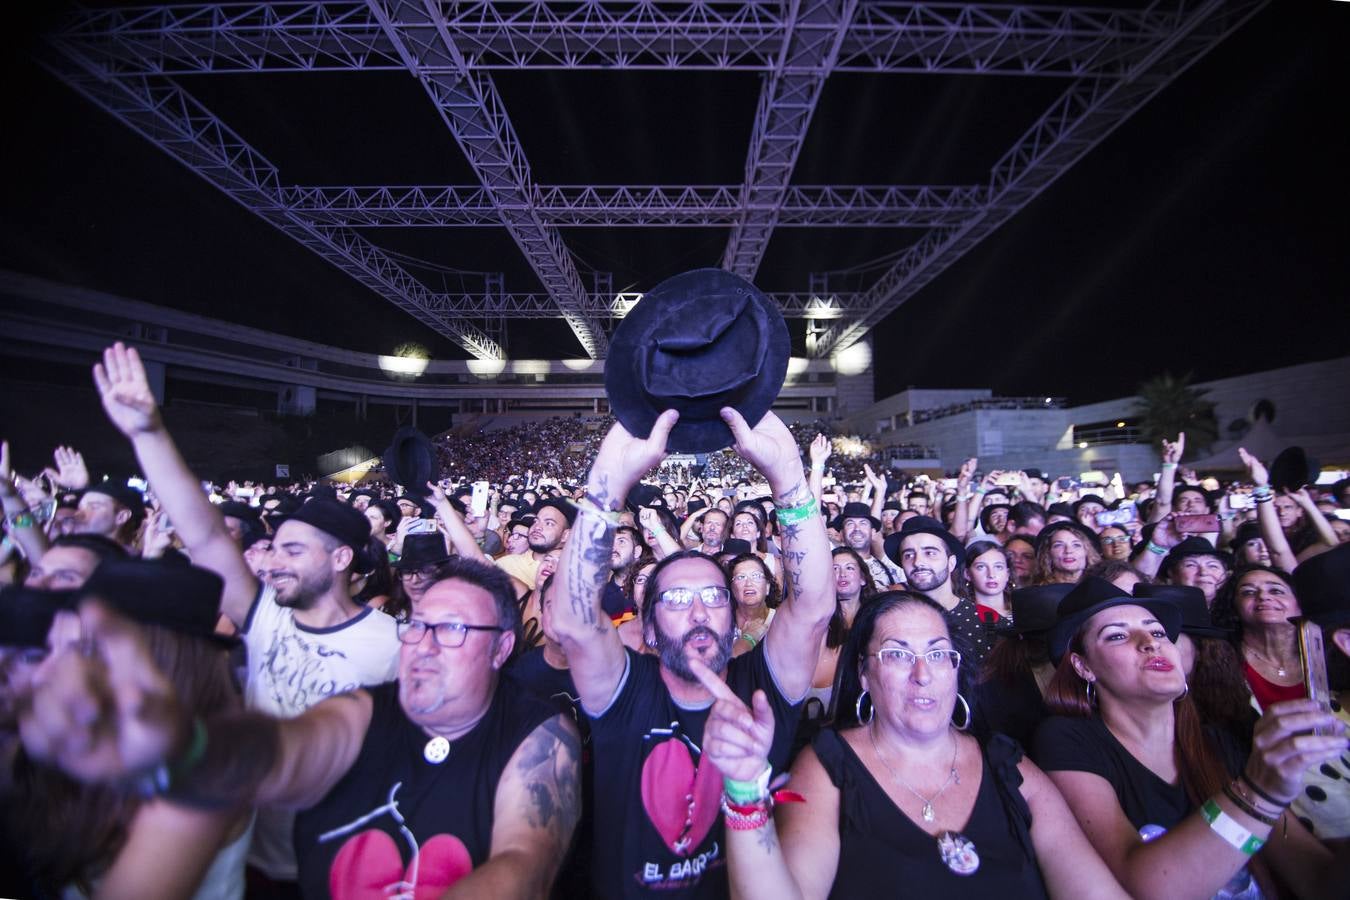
[551,408,834,899]
[19,556,581,899]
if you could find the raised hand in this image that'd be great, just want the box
[92,343,163,438]
[957,458,977,486]
[721,409,802,497]
[1161,432,1185,465]
[21,601,187,784]
[637,506,661,532]
[51,446,90,490]
[689,658,775,783]
[1238,447,1269,487]
[863,463,888,494]
[1245,699,1348,804]
[808,434,832,468]
[586,410,679,509]
[0,440,13,498]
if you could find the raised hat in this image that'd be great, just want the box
[1048,576,1182,664]
[605,268,790,454]
[885,515,966,566]
[382,427,437,498]
[1269,446,1319,493]
[626,483,664,513]
[830,501,881,532]
[1160,536,1233,577]
[78,558,234,647]
[1133,583,1231,641]
[1291,542,1350,630]
[394,533,453,570]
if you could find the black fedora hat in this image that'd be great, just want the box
[394,533,453,570]
[1001,583,1075,636]
[382,427,437,498]
[626,483,664,513]
[604,268,790,454]
[1229,521,1262,551]
[84,479,147,524]
[1134,583,1231,641]
[1160,536,1233,577]
[830,502,881,532]
[1034,520,1102,555]
[1269,446,1319,493]
[1292,542,1350,630]
[0,585,75,648]
[78,558,235,648]
[884,515,966,566]
[721,538,754,557]
[1048,576,1182,664]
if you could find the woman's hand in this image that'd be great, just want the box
[689,657,774,783]
[1237,447,1269,487]
[1161,432,1185,465]
[1244,699,1349,804]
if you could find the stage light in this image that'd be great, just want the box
[467,358,507,377]
[831,341,872,377]
[379,343,429,379]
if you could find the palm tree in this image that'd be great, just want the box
[1133,373,1218,459]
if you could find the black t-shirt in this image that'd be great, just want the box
[586,645,803,899]
[509,646,582,721]
[294,681,556,899]
[813,729,1048,900]
[975,669,1048,750]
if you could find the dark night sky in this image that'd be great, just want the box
[1,2,1346,406]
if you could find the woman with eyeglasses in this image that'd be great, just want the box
[618,555,656,653]
[1032,577,1345,899]
[727,552,778,657]
[695,590,1128,899]
[1098,526,1133,562]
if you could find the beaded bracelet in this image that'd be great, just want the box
[722,797,772,830]
[1238,772,1289,809]
[1201,798,1264,855]
[1223,785,1280,827]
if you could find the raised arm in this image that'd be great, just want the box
[93,343,257,626]
[1239,448,1298,571]
[950,458,977,541]
[807,434,830,504]
[1289,487,1338,553]
[445,714,581,899]
[0,440,50,562]
[1149,433,1184,524]
[723,409,832,701]
[638,506,682,559]
[552,410,678,713]
[427,481,490,563]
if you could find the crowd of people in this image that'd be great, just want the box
[2,340,1349,900]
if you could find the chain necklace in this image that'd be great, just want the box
[869,724,960,824]
[1243,642,1292,679]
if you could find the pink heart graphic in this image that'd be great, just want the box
[329,829,473,900]
[640,736,724,857]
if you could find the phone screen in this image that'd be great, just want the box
[1173,514,1220,534]
[1295,618,1333,734]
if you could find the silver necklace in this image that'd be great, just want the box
[1244,644,1290,678]
[869,725,960,824]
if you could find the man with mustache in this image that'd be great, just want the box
[551,408,833,899]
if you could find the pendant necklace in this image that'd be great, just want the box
[1244,644,1288,678]
[870,725,960,824]
[424,736,451,764]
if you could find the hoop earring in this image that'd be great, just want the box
[952,693,972,731]
[855,690,875,725]
[1085,680,1097,707]
[1177,681,1189,701]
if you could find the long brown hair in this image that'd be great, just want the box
[13,625,239,894]
[1044,626,1229,805]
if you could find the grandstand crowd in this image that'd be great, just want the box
[2,340,1349,900]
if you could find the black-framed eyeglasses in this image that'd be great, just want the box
[399,566,442,582]
[397,619,504,648]
[657,585,732,610]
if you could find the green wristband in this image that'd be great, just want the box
[775,497,819,526]
[724,764,772,804]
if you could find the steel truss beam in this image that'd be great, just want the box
[280,183,982,227]
[407,289,863,319]
[41,45,504,359]
[366,0,606,358]
[810,0,1269,358]
[722,0,855,279]
[56,2,1171,76]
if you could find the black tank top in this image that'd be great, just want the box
[812,729,1049,900]
[294,681,556,899]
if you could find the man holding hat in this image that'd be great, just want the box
[885,515,994,662]
[832,501,902,588]
[92,341,401,890]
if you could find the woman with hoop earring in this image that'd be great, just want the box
[692,590,1129,899]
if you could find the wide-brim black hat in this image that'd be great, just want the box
[1049,577,1182,664]
[0,585,75,648]
[78,558,236,648]
[626,483,664,513]
[605,268,790,454]
[1160,536,1233,576]
[393,533,453,570]
[1269,445,1319,493]
[1035,520,1102,555]
[1134,582,1231,640]
[382,427,437,498]
[884,515,966,566]
[1292,542,1350,630]
[830,501,881,532]
[999,583,1075,636]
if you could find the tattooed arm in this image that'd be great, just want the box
[446,714,582,899]
[551,411,678,714]
[722,409,833,701]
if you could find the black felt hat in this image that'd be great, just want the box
[283,499,375,574]
[830,502,881,532]
[626,483,665,513]
[1001,583,1075,636]
[534,497,577,527]
[1269,446,1319,493]
[1292,543,1350,630]
[1133,583,1231,640]
[382,427,437,498]
[0,585,75,648]
[1230,521,1263,551]
[884,515,966,566]
[1035,520,1102,555]
[1048,576,1182,664]
[721,538,754,557]
[393,533,453,570]
[78,559,234,647]
[604,268,791,454]
[1160,536,1233,577]
[84,479,146,524]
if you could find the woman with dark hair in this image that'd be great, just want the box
[1083,558,1148,592]
[1211,565,1306,711]
[695,590,1129,899]
[976,584,1075,748]
[618,554,657,653]
[1032,577,1344,899]
[802,547,878,719]
[966,540,1012,622]
[353,535,403,619]
[1099,525,1133,562]
[1005,535,1038,588]
[727,552,778,657]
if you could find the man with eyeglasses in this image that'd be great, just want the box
[20,557,581,898]
[551,408,834,899]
